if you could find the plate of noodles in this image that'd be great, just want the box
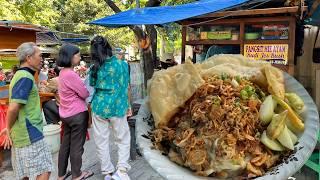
[136,55,319,179]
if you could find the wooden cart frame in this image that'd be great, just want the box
[180,6,307,75]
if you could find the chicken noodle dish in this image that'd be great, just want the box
[147,55,305,178]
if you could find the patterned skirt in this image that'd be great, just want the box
[11,138,54,179]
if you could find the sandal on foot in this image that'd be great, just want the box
[58,171,72,180]
[64,171,72,180]
[79,171,94,180]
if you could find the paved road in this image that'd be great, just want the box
[0,128,316,180]
[0,128,163,180]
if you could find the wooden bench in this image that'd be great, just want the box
[0,85,9,92]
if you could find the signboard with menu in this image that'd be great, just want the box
[244,44,289,65]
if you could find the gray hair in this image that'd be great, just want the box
[16,42,37,64]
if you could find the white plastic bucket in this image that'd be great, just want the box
[43,124,61,154]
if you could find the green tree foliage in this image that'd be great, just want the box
[100,27,135,49]
[157,0,196,53]
[161,0,196,6]
[0,0,23,20]
[56,0,134,48]
[57,0,109,34]
[0,0,196,52]
[0,0,135,48]
[0,0,60,28]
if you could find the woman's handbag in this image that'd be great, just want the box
[313,29,320,63]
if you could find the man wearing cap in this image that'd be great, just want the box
[0,42,53,180]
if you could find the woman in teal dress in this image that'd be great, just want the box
[89,36,131,180]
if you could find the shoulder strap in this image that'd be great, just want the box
[315,28,320,49]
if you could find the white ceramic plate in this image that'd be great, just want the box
[136,73,319,180]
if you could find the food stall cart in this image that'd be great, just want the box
[180,6,307,75]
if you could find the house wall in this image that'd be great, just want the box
[0,27,36,49]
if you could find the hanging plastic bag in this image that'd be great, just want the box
[0,104,8,146]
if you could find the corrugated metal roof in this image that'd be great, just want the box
[0,20,49,32]
[0,49,16,55]
[0,47,58,54]
[36,32,61,45]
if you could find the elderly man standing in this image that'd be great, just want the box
[0,42,53,180]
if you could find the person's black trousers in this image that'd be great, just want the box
[43,100,60,124]
[58,111,88,178]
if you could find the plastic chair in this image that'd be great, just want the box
[304,131,320,179]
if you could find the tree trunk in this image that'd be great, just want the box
[140,0,161,85]
[139,0,161,79]
[146,0,162,7]
[142,47,154,88]
[146,25,157,68]
[105,0,144,39]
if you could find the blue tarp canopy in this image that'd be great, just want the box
[88,0,250,27]
[305,9,320,26]
[61,38,90,43]
[305,0,320,26]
